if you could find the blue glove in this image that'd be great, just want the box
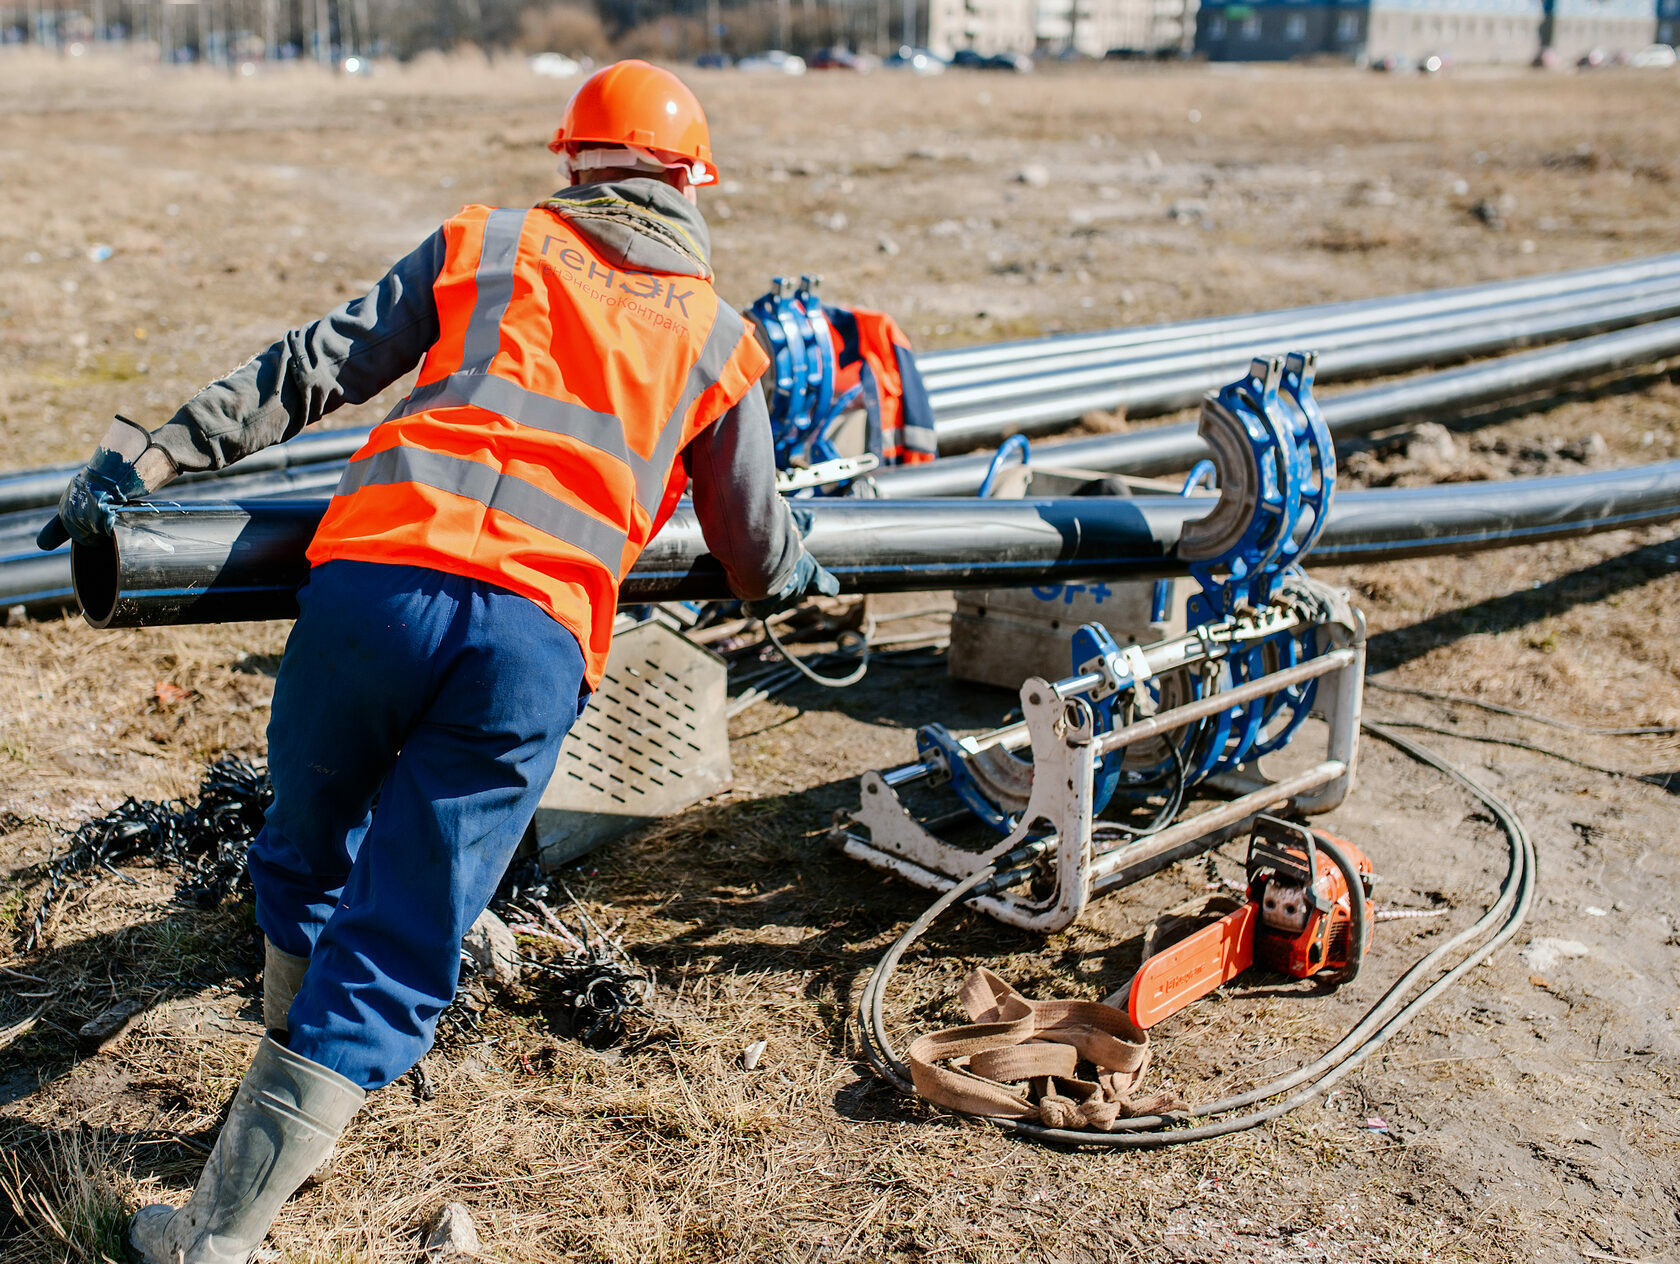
[37,417,159,550]
[743,550,840,620]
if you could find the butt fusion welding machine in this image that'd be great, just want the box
[834,353,1375,1008]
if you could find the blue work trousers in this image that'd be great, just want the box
[248,559,587,1090]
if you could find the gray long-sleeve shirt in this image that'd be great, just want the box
[148,180,801,603]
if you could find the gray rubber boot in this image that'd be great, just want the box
[262,938,309,1034]
[126,1037,364,1264]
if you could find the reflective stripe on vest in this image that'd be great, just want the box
[335,444,628,571]
[826,304,936,466]
[380,300,738,519]
[460,208,524,368]
[334,297,745,556]
[309,204,768,685]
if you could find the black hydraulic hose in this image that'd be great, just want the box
[52,458,1680,627]
[854,723,1536,1147]
[762,619,871,688]
[869,317,1680,497]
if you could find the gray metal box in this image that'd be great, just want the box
[948,469,1198,690]
[949,579,1193,691]
[529,617,731,871]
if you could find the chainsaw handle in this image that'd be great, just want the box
[1313,832,1369,983]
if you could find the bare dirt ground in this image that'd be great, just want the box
[2,51,1679,1264]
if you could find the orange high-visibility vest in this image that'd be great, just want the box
[307,204,768,685]
[825,305,937,465]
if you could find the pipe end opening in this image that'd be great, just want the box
[71,536,119,628]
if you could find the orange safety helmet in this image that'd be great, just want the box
[548,59,717,185]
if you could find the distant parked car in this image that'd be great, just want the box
[1370,52,1414,72]
[950,48,1032,71]
[1577,47,1608,68]
[529,52,581,78]
[1418,53,1448,73]
[809,46,874,70]
[1035,45,1092,62]
[1630,43,1676,68]
[884,45,945,73]
[736,49,807,74]
[693,51,731,69]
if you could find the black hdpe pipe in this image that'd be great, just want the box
[67,460,1680,628]
[868,317,1680,497]
[0,460,356,613]
[930,278,1680,451]
[7,261,1679,516]
[0,457,352,551]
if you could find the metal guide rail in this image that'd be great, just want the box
[834,351,1367,930]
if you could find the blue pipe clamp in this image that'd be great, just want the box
[748,275,861,475]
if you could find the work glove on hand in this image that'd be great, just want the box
[742,505,839,619]
[743,551,840,620]
[37,416,178,550]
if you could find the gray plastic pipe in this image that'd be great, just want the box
[920,262,1680,392]
[868,317,1680,497]
[917,252,1680,379]
[931,278,1680,450]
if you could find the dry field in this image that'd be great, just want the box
[2,50,1680,1264]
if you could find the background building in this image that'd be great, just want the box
[1193,0,1657,62]
[928,0,1038,53]
[1545,0,1663,58]
[928,0,1197,54]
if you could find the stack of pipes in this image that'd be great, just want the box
[5,255,1680,615]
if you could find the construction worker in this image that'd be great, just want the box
[39,60,833,1264]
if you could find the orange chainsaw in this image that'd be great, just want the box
[1127,816,1376,1029]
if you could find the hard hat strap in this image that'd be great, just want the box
[561,145,715,186]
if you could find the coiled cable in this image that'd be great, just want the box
[854,721,1536,1147]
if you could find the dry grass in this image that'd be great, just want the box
[4,51,1680,1264]
[1,1127,133,1264]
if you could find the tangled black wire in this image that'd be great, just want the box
[26,759,648,1053]
[23,757,271,951]
[523,952,648,1049]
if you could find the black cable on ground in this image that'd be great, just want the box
[1372,717,1676,787]
[855,722,1536,1147]
[21,757,271,951]
[762,618,870,688]
[1096,740,1188,839]
[1366,679,1680,736]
